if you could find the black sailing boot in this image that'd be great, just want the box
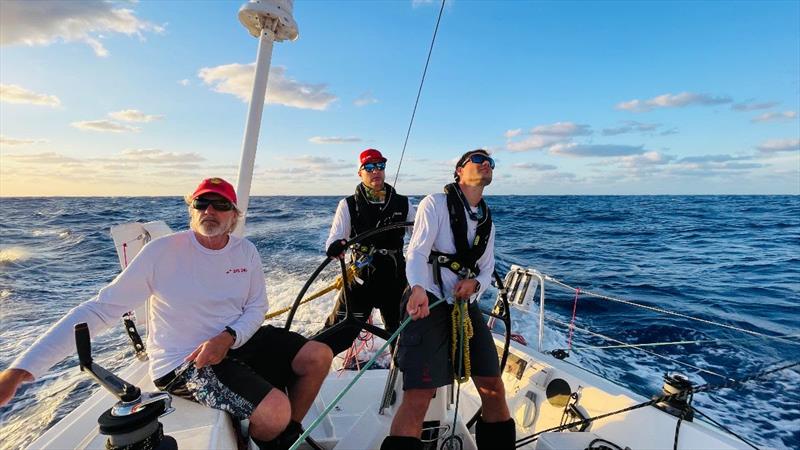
[380,435,424,450]
[475,417,516,450]
[252,420,304,450]
[252,437,280,450]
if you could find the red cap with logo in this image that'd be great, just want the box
[359,148,387,166]
[191,177,238,205]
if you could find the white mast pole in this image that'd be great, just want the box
[234,0,298,237]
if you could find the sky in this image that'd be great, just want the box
[0,0,798,197]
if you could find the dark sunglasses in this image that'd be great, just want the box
[462,153,495,169]
[362,162,386,173]
[192,197,235,211]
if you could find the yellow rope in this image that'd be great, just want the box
[265,265,358,320]
[450,300,473,383]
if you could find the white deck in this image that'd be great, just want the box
[28,335,745,450]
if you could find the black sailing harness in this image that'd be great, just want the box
[428,183,492,298]
[345,183,408,274]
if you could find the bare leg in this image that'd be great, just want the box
[288,341,333,422]
[389,388,436,437]
[472,375,511,422]
[249,389,291,441]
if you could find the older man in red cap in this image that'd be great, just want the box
[0,177,332,450]
[315,149,415,360]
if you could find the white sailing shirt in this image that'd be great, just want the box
[10,230,268,381]
[406,193,495,303]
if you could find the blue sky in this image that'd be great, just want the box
[1,0,798,196]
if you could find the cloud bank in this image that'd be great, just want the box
[0,0,163,57]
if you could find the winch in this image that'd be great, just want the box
[654,373,694,422]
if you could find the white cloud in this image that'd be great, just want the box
[354,91,378,107]
[198,64,337,111]
[116,149,205,163]
[284,155,351,171]
[507,134,564,152]
[731,100,779,112]
[4,152,81,164]
[617,151,674,168]
[531,122,592,136]
[0,0,164,57]
[109,109,164,123]
[178,79,190,86]
[71,120,140,133]
[616,92,732,112]
[0,135,47,146]
[751,111,797,123]
[505,121,593,152]
[512,162,557,170]
[550,143,646,157]
[0,84,61,107]
[601,120,661,136]
[757,139,800,153]
[309,136,363,144]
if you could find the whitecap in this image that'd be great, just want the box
[0,247,31,264]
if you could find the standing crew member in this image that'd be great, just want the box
[316,149,415,357]
[0,177,333,450]
[381,150,515,450]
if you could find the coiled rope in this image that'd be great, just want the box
[451,300,473,383]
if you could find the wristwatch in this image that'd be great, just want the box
[223,326,237,341]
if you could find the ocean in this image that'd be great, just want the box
[0,195,798,449]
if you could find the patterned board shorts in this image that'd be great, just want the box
[154,325,307,419]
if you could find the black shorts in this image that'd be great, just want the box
[397,290,501,390]
[154,325,307,419]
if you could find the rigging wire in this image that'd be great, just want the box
[392,0,447,186]
[539,270,797,346]
[546,317,734,380]
[570,333,800,352]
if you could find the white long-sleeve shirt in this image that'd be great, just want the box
[325,197,416,249]
[406,193,495,303]
[10,230,268,381]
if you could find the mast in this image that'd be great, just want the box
[233,0,299,237]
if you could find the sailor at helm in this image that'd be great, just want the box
[382,150,515,450]
[0,177,333,450]
[315,148,416,358]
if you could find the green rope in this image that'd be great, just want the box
[288,298,447,450]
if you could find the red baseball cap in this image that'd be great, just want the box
[359,148,387,166]
[191,177,238,205]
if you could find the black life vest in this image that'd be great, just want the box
[345,182,408,253]
[428,183,493,284]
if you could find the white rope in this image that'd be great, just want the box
[546,317,735,381]
[541,273,796,344]
[571,333,800,351]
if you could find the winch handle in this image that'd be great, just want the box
[75,323,141,402]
